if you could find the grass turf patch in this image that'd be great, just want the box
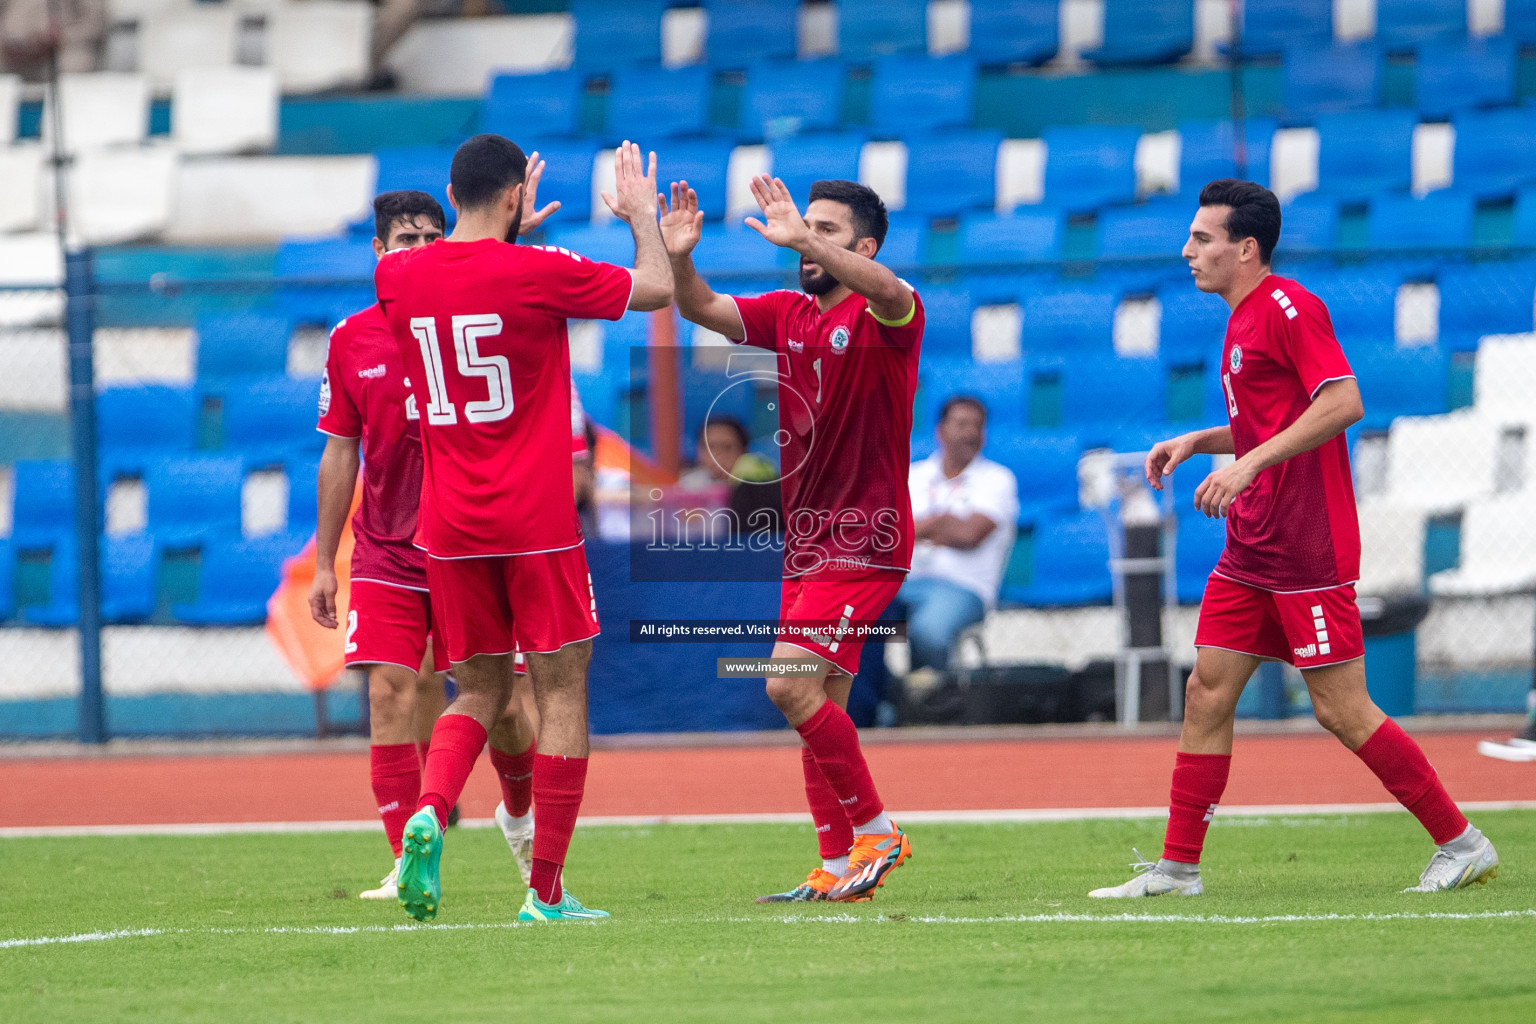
[2,811,1535,1022]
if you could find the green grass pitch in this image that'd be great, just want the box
[3,812,1535,1022]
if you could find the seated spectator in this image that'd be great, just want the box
[896,396,1018,672]
[677,415,774,492]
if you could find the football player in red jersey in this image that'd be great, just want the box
[1090,180,1497,898]
[662,175,919,903]
[375,136,672,922]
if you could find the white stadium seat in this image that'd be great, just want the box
[69,147,178,246]
[0,144,47,232]
[139,6,240,87]
[106,0,192,21]
[0,233,64,287]
[95,328,196,385]
[47,73,150,152]
[1473,334,1536,425]
[166,155,374,243]
[858,141,908,211]
[996,138,1046,210]
[0,74,20,144]
[1429,495,1536,597]
[172,67,279,156]
[0,329,66,412]
[268,1,373,93]
[1355,498,1427,597]
[1382,411,1503,513]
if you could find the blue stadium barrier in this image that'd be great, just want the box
[1157,285,1228,366]
[195,312,292,382]
[769,131,865,204]
[656,137,735,219]
[519,139,600,221]
[983,429,1082,515]
[1508,0,1536,44]
[97,385,198,476]
[1375,0,1467,50]
[838,0,928,61]
[968,0,1060,65]
[1178,118,1277,192]
[1305,267,1403,347]
[373,145,454,224]
[482,70,584,139]
[1020,286,1119,353]
[920,356,1026,431]
[1351,345,1451,431]
[1086,0,1194,65]
[571,0,667,70]
[880,213,928,269]
[10,459,76,547]
[915,285,976,360]
[1366,190,1476,250]
[704,0,798,68]
[146,455,246,547]
[868,55,978,136]
[1414,36,1517,118]
[740,60,845,139]
[23,534,159,626]
[1238,0,1333,57]
[221,375,327,467]
[1003,509,1112,606]
[1276,193,1339,253]
[1450,107,1536,199]
[543,223,638,266]
[172,533,309,625]
[1175,508,1225,603]
[1283,43,1381,115]
[1053,353,1166,429]
[1041,125,1140,214]
[1315,110,1416,201]
[956,210,1064,267]
[1436,260,1536,351]
[690,225,783,276]
[1096,201,1190,259]
[903,130,1003,216]
[607,65,712,140]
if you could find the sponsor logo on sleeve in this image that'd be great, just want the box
[318,370,332,416]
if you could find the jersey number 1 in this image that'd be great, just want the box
[410,314,514,425]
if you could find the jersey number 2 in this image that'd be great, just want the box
[410,314,514,425]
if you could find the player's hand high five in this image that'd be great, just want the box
[744,175,810,250]
[601,140,660,226]
[658,180,704,257]
[516,151,562,236]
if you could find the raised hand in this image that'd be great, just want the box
[516,151,562,236]
[601,140,660,226]
[658,180,705,257]
[743,175,809,251]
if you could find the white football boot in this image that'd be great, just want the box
[359,860,400,900]
[1089,850,1203,898]
[1404,828,1499,892]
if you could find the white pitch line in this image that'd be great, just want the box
[5,801,1536,839]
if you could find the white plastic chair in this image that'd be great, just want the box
[1473,333,1536,425]
[1429,494,1536,596]
[139,7,240,87]
[268,1,374,93]
[0,74,20,144]
[1355,498,1427,596]
[69,147,178,246]
[1382,411,1502,513]
[172,66,279,155]
[0,144,47,232]
[46,73,151,153]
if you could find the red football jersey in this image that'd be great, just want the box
[1213,274,1360,592]
[375,239,632,558]
[316,302,428,590]
[732,286,923,577]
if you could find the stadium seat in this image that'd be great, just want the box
[680,366,756,446]
[920,356,1025,430]
[271,236,376,326]
[172,532,308,624]
[1429,494,1536,596]
[0,72,20,144]
[285,457,321,537]
[68,148,177,248]
[704,0,798,68]
[956,210,1063,267]
[1004,509,1111,606]
[571,0,668,70]
[1096,201,1190,260]
[267,1,372,93]
[837,0,927,61]
[0,144,43,233]
[1085,0,1194,66]
[1508,0,1536,44]
[656,138,736,220]
[1382,411,1502,511]
[171,67,279,156]
[195,312,292,381]
[482,71,585,140]
[1375,0,1467,51]
[49,72,149,151]
[1238,0,1333,58]
[1450,107,1536,199]
[1471,333,1536,422]
[0,537,12,621]
[1414,37,1516,119]
[868,55,977,137]
[1304,267,1402,347]
[607,65,712,140]
[1177,118,1277,193]
[739,60,844,140]
[139,7,237,86]
[373,146,455,225]
[1355,498,1428,596]
[1175,504,1226,603]
[146,454,246,545]
[967,0,1059,65]
[984,429,1082,515]
[543,223,637,266]
[690,225,783,277]
[1365,190,1475,250]
[1020,286,1119,354]
[1157,285,1228,366]
[1315,111,1416,201]
[903,130,1003,217]
[1275,193,1338,253]
[20,533,160,626]
[1437,261,1536,351]
[1351,346,1450,431]
[880,213,927,269]
[1041,125,1140,214]
[519,139,600,222]
[221,374,326,466]
[97,385,198,476]
[1052,354,1165,429]
[916,286,976,360]
[10,458,77,547]
[1283,43,1380,116]
[769,132,865,204]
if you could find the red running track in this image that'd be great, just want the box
[3,727,1534,828]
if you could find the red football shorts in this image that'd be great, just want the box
[777,568,905,677]
[1194,573,1365,669]
[344,579,446,674]
[426,545,599,664]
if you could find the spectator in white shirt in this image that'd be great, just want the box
[897,396,1019,671]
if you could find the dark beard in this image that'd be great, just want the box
[504,205,524,243]
[799,264,840,295]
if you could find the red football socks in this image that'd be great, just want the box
[369,742,420,859]
[488,739,536,819]
[795,700,885,829]
[1161,751,1232,864]
[530,753,588,904]
[1354,719,1468,844]
[416,713,488,830]
[801,743,855,860]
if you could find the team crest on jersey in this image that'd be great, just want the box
[830,325,851,354]
[318,370,332,416]
[1229,345,1243,373]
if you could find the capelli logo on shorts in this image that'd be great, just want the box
[1293,643,1317,659]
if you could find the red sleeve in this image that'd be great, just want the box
[529,245,634,322]
[729,290,791,352]
[865,283,923,349]
[373,249,402,320]
[316,319,362,438]
[1281,291,1355,399]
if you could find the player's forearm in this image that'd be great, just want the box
[626,215,674,311]
[795,234,911,321]
[670,251,747,338]
[314,440,360,570]
[1187,426,1235,455]
[1238,379,1363,475]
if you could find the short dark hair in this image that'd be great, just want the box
[939,395,987,426]
[1197,178,1282,265]
[373,190,446,244]
[808,179,889,252]
[450,133,528,212]
[703,415,750,451]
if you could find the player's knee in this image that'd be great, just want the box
[1184,668,1216,710]
[1310,697,1351,737]
[367,668,415,714]
[764,676,813,717]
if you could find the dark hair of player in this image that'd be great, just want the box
[1197,178,1282,266]
[372,190,446,244]
[449,133,529,211]
[938,394,987,427]
[703,414,751,451]
[808,179,889,252]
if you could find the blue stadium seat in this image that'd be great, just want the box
[97,385,197,475]
[740,60,844,139]
[1178,118,1277,193]
[571,0,667,70]
[1415,37,1516,118]
[1004,509,1111,606]
[880,213,927,269]
[195,312,292,382]
[1041,125,1140,214]
[482,70,584,140]
[657,137,735,219]
[1366,190,1475,250]
[984,428,1080,516]
[0,538,12,621]
[147,455,245,546]
[10,459,76,547]
[1052,353,1166,428]
[967,0,1060,65]
[520,139,600,222]
[916,285,976,360]
[1283,43,1380,115]
[681,366,756,448]
[1238,0,1333,58]
[1316,110,1416,201]
[1508,0,1536,44]
[272,237,376,326]
[1096,201,1191,260]
[1020,286,1119,354]
[1376,0,1466,50]
[920,356,1026,431]
[903,130,1003,216]
[373,146,454,224]
[1450,107,1536,199]
[1175,508,1225,602]
[1351,346,1450,431]
[691,225,783,276]
[172,532,308,625]
[1304,267,1402,347]
[1157,285,1229,365]
[543,223,637,266]
[869,55,977,136]
[1275,194,1339,253]
[705,0,798,67]
[286,457,320,537]
[956,210,1064,267]
[769,131,865,203]
[1436,260,1536,351]
[838,0,927,61]
[20,534,160,626]
[607,65,712,140]
[1086,0,1194,66]
[221,374,327,466]
[573,366,625,430]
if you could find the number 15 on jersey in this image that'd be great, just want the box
[410,313,514,425]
